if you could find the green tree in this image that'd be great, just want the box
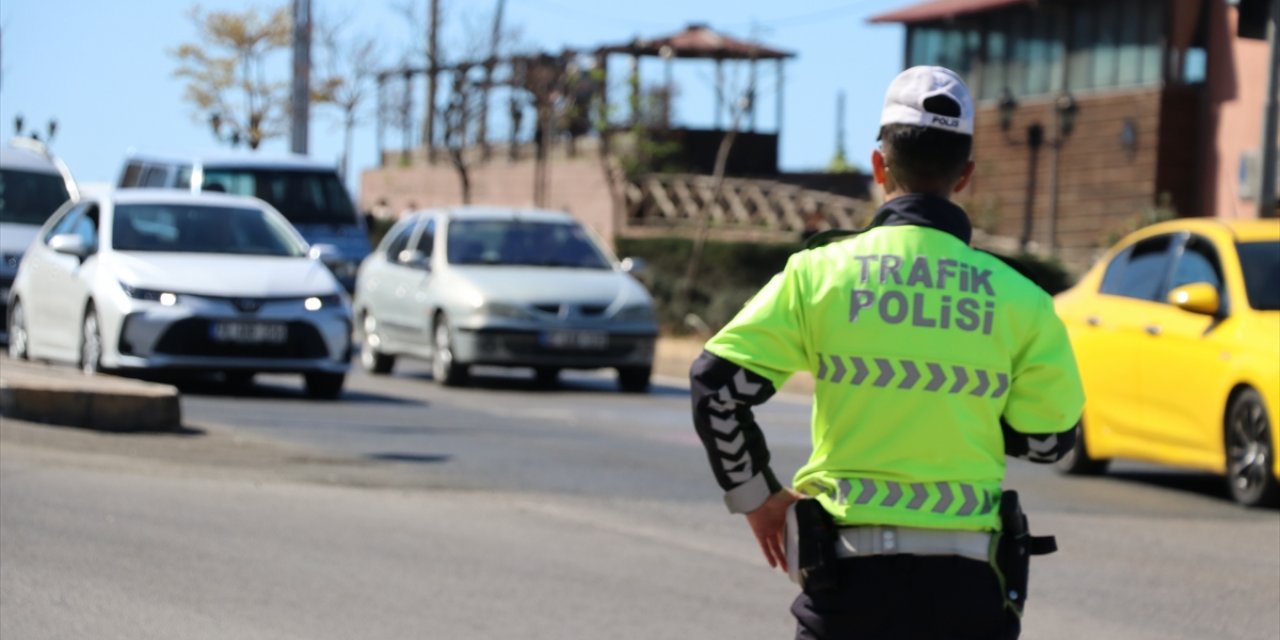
[172,5,291,150]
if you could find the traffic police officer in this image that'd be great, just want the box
[690,66,1085,639]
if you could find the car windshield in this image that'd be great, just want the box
[112,203,306,257]
[446,218,611,269]
[1237,241,1280,311]
[0,168,71,225]
[201,168,356,226]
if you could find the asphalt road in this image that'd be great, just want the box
[3,361,1278,639]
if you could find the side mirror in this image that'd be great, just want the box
[49,233,89,258]
[1168,282,1220,316]
[309,243,343,266]
[619,256,647,275]
[397,249,431,270]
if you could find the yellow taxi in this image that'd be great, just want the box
[1053,218,1280,507]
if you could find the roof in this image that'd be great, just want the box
[1129,217,1280,244]
[1221,219,1280,242]
[125,150,339,172]
[103,187,268,210]
[1,142,62,174]
[597,23,794,60]
[409,206,576,224]
[868,0,1029,24]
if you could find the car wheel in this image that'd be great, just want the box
[617,366,651,393]
[360,312,396,375]
[1225,388,1280,508]
[80,307,102,375]
[431,315,468,387]
[1054,419,1110,476]
[534,367,560,387]
[8,299,30,360]
[304,372,346,400]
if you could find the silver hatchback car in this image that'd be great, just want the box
[353,207,658,391]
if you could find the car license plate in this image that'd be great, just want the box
[210,322,288,344]
[542,330,608,350]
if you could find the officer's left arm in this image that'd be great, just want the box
[690,256,810,514]
[1001,294,1085,463]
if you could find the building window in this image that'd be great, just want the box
[907,0,1166,101]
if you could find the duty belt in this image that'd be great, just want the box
[834,525,991,563]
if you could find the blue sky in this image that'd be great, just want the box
[0,0,910,198]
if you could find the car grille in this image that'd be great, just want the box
[531,303,609,318]
[153,319,330,359]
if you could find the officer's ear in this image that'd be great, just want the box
[952,160,976,194]
[872,149,889,186]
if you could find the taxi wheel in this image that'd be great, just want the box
[8,299,30,360]
[1055,419,1109,476]
[431,315,468,387]
[79,307,102,376]
[1225,388,1280,508]
[360,312,396,375]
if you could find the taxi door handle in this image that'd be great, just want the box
[1086,316,1101,327]
[1144,324,1162,336]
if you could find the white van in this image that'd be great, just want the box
[1,137,79,339]
[117,152,370,291]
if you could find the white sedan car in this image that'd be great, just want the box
[353,207,658,391]
[6,189,352,398]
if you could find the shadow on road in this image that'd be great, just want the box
[171,375,425,406]
[400,368,688,398]
[1106,469,1237,504]
[367,452,453,464]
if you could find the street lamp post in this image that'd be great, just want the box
[1000,90,1077,254]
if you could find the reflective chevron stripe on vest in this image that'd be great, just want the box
[815,355,1009,398]
[835,479,997,517]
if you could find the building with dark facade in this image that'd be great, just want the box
[871,0,1275,268]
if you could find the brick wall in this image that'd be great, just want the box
[358,155,618,249]
[968,88,1167,270]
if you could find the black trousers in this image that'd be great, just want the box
[791,554,1017,640]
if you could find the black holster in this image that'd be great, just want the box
[991,490,1057,618]
[794,498,840,595]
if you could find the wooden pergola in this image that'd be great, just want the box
[595,23,795,133]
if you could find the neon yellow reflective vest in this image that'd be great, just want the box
[704,223,1084,532]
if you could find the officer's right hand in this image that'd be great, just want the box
[745,488,803,573]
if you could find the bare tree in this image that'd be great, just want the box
[172,4,292,150]
[440,68,486,203]
[312,15,381,180]
[674,61,755,320]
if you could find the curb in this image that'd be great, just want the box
[0,360,181,431]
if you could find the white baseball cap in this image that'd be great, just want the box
[879,66,974,136]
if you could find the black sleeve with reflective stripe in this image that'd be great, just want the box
[690,350,783,510]
[1001,418,1077,463]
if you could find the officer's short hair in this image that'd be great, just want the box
[878,123,972,194]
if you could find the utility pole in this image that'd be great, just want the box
[424,0,440,162]
[835,90,846,162]
[1259,0,1280,217]
[290,0,312,155]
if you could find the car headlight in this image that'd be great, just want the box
[120,281,180,306]
[480,301,533,320]
[304,294,347,311]
[613,305,655,322]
